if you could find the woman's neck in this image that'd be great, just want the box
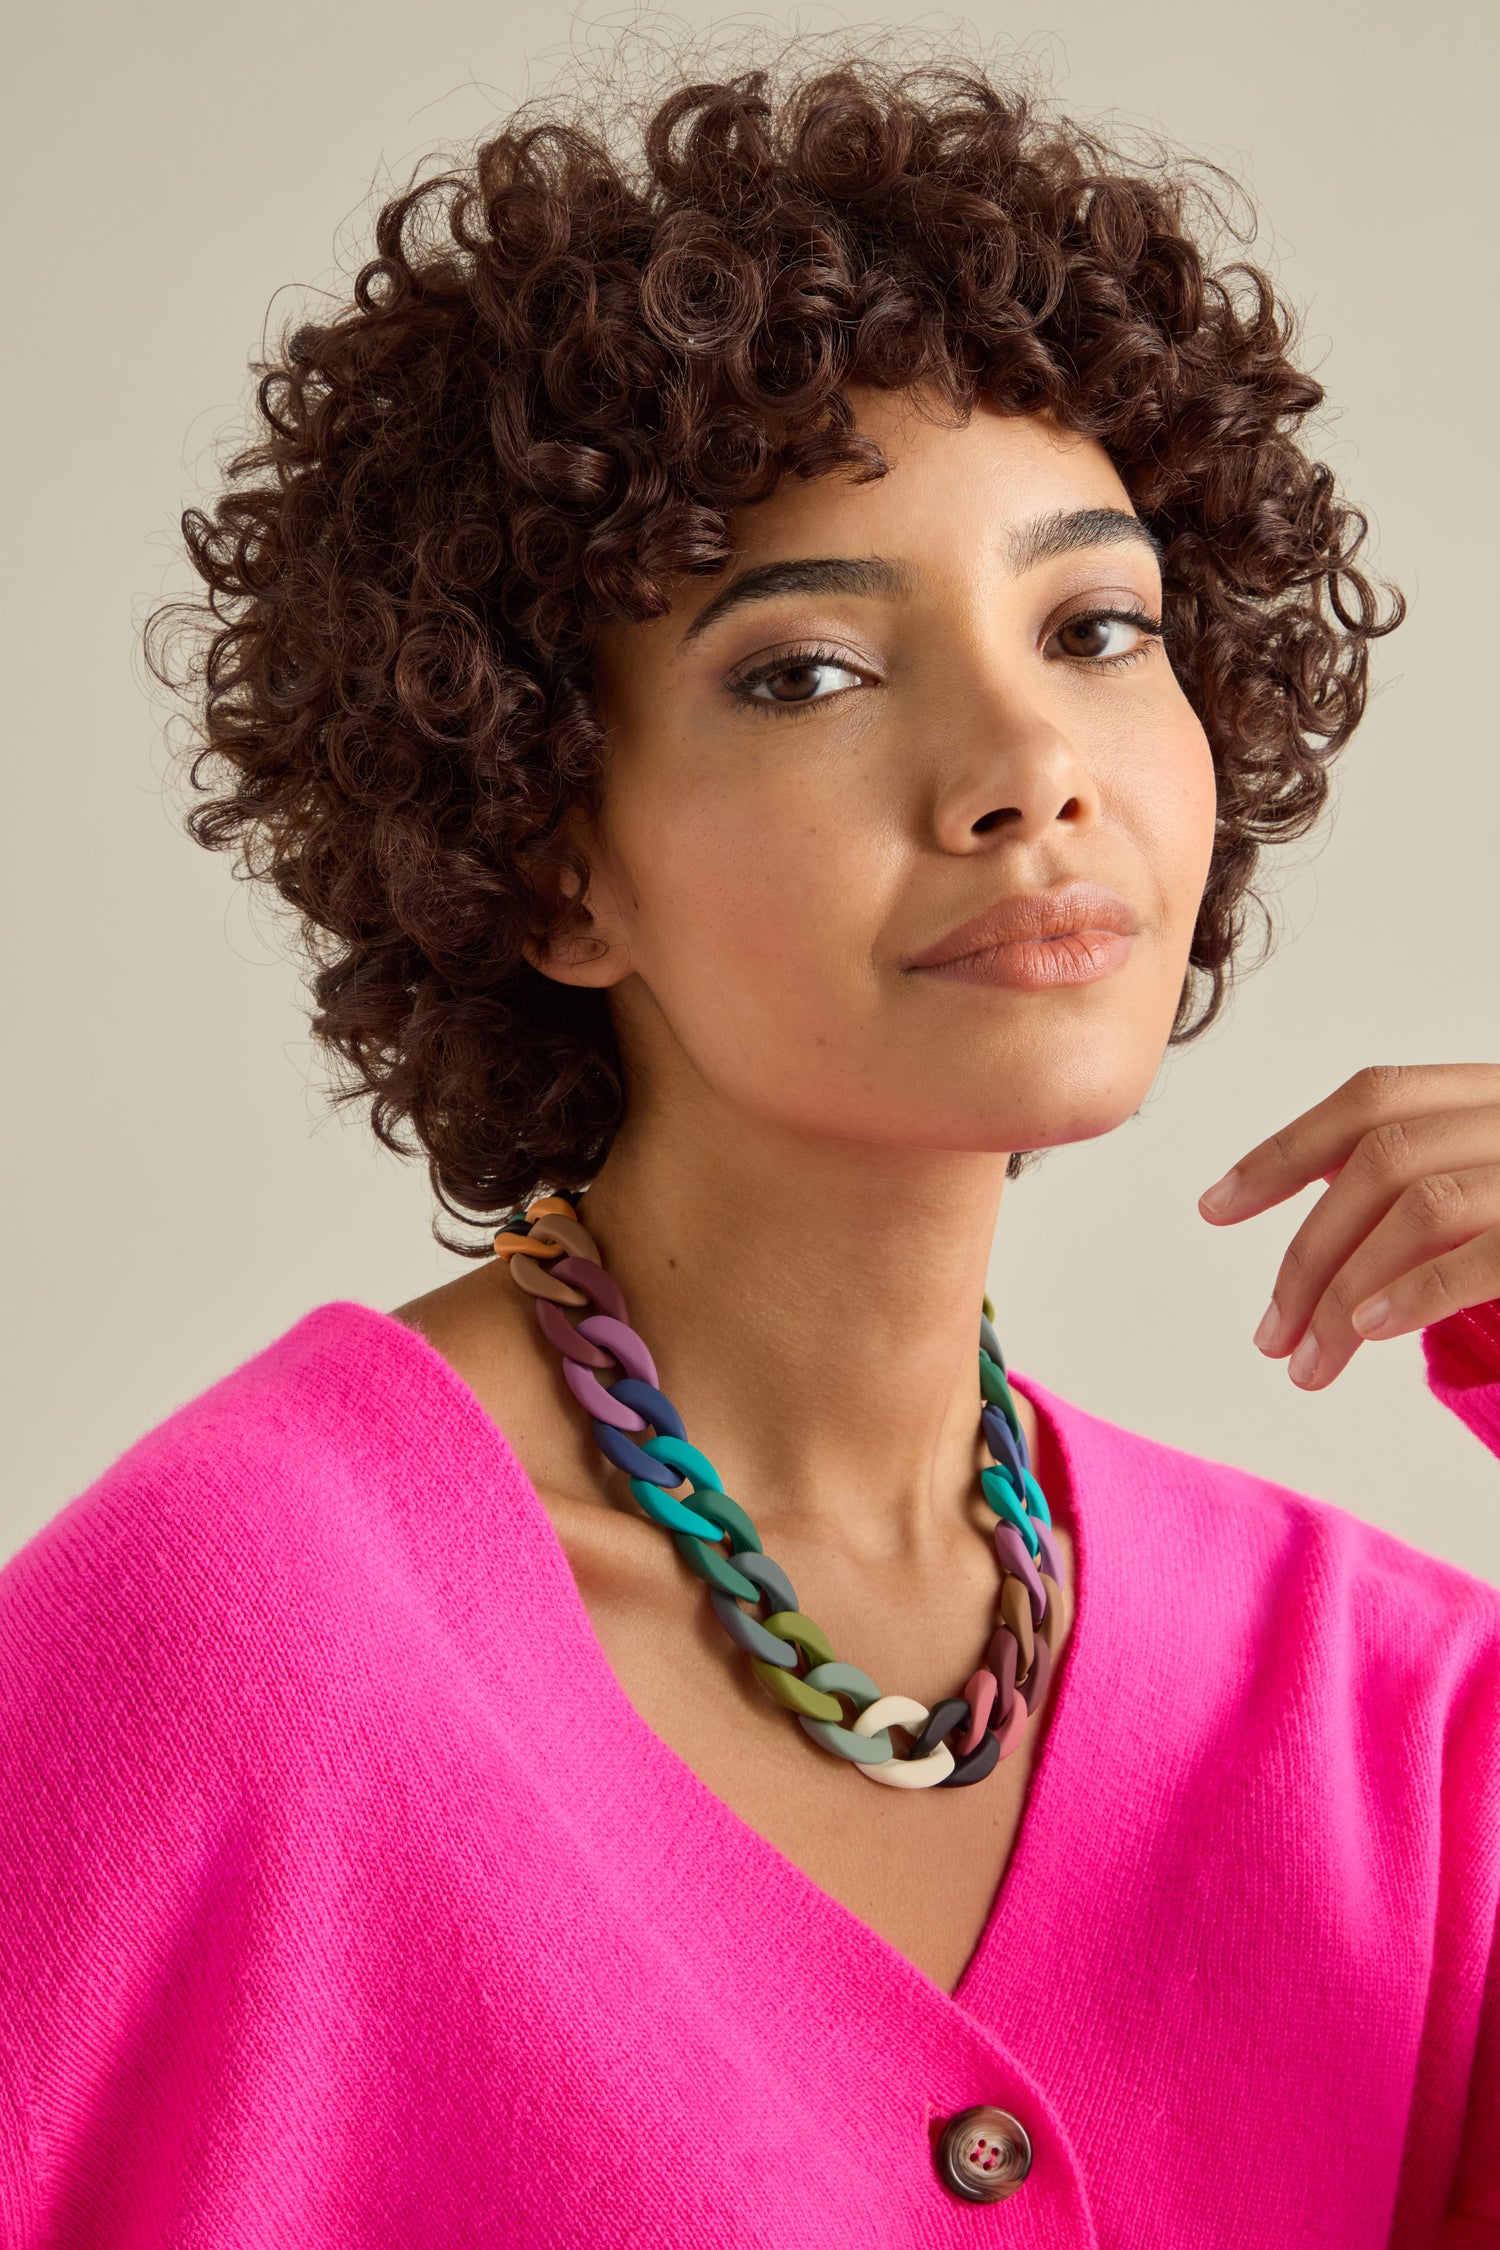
[577,1094,1009,1568]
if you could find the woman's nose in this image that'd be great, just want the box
[929,702,1101,855]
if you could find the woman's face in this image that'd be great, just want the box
[573,393,1217,1161]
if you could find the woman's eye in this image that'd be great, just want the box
[735,655,867,706]
[1050,610,1159,663]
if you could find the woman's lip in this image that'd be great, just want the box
[903,881,1141,972]
[916,929,1136,990]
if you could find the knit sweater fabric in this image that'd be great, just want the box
[2,1298,1498,2249]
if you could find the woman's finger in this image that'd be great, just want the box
[1347,1225,1500,1345]
[1279,1170,1500,1389]
[1198,1064,1500,1224]
[1252,1106,1500,1359]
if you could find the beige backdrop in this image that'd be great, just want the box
[4,0,1496,1582]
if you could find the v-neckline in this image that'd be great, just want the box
[347,1298,1096,2025]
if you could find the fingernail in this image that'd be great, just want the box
[1288,1334,1321,1386]
[1252,1302,1282,1353]
[1352,1296,1392,1337]
[1199,1170,1240,1216]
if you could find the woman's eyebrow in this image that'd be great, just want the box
[678,511,1157,648]
[1009,506,1163,574]
[679,555,914,645]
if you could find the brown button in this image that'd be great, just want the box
[935,2105,1033,2203]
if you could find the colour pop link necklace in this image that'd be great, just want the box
[494,1196,1067,1789]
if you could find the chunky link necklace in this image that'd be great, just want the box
[494,1194,1067,1790]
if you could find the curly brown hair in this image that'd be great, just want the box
[151,51,1401,1238]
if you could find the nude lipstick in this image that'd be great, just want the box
[903,881,1140,991]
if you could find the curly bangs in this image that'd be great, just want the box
[151,52,1402,1234]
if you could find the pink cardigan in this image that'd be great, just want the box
[2,1298,1498,2247]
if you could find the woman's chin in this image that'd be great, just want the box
[919,1081,1161,1160]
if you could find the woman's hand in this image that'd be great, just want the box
[1198,1064,1500,1389]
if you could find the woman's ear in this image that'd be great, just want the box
[521,847,632,991]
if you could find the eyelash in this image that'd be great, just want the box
[1059,607,1164,665]
[728,643,868,714]
[726,608,1165,713]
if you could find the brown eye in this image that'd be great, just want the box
[1050,611,1157,662]
[762,663,829,703]
[738,654,867,706]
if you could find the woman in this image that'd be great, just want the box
[2,54,1496,2247]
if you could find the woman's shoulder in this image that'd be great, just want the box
[9,1297,462,1528]
[0,1301,531,1697]
[0,1301,586,2174]
[1022,1360,1500,1667]
[0,1301,577,1943]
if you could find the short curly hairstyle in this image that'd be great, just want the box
[152,50,1401,1237]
